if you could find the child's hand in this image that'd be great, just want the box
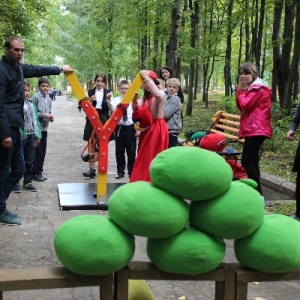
[106,92,113,101]
[49,115,54,122]
[287,130,295,141]
[132,93,139,110]
[237,78,248,91]
[34,139,40,147]
[140,70,149,80]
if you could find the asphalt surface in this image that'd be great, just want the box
[1,95,299,300]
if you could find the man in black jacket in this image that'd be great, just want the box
[0,36,72,225]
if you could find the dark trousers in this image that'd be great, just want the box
[23,134,36,184]
[168,133,178,148]
[0,128,25,212]
[115,125,136,175]
[33,131,47,175]
[241,136,265,195]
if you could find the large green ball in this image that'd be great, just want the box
[150,147,232,201]
[189,181,264,239]
[235,214,300,273]
[147,225,225,275]
[54,215,135,275]
[108,181,189,238]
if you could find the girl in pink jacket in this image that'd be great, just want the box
[236,62,272,197]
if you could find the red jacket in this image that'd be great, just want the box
[236,78,272,139]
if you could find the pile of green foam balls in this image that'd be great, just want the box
[54,146,300,276]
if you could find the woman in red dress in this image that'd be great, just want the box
[130,70,169,182]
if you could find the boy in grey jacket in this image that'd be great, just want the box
[13,82,41,192]
[164,78,183,148]
[32,78,54,182]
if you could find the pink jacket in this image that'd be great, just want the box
[236,78,272,139]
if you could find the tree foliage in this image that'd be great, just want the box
[0,0,298,116]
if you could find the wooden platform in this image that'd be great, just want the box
[57,182,124,211]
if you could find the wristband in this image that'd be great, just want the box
[143,77,150,83]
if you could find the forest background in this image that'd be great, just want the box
[1,0,300,186]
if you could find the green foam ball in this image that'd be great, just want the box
[108,181,189,238]
[234,214,300,273]
[150,147,232,201]
[189,181,264,239]
[54,215,135,275]
[147,225,225,275]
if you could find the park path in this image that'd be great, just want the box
[1,95,299,300]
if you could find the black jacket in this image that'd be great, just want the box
[0,56,61,139]
[87,87,110,113]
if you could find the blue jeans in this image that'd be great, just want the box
[0,128,25,212]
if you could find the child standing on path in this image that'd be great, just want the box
[82,72,112,178]
[32,78,54,182]
[130,70,169,182]
[107,80,136,179]
[164,78,182,148]
[14,82,41,192]
[235,62,272,197]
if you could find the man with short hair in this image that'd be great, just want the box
[0,36,72,225]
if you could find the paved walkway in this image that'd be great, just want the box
[1,96,299,300]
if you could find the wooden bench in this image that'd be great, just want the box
[235,265,300,300]
[0,266,114,300]
[210,111,244,144]
[114,261,237,300]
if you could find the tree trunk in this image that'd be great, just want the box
[186,0,198,116]
[283,0,300,114]
[166,0,182,77]
[224,0,233,96]
[271,0,283,104]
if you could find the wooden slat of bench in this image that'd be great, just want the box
[220,112,241,120]
[218,118,240,127]
[127,261,226,281]
[210,129,242,142]
[236,267,300,282]
[0,266,113,291]
[213,124,239,134]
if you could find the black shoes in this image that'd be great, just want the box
[33,173,44,181]
[33,172,47,181]
[83,168,96,178]
[115,173,125,179]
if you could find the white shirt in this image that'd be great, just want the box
[108,95,134,126]
[95,89,104,109]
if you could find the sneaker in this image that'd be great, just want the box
[13,184,21,193]
[42,173,48,180]
[33,173,44,181]
[83,168,96,178]
[23,183,37,192]
[6,210,18,218]
[290,213,300,221]
[115,173,125,179]
[0,209,22,225]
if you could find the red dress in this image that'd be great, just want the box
[130,98,169,182]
